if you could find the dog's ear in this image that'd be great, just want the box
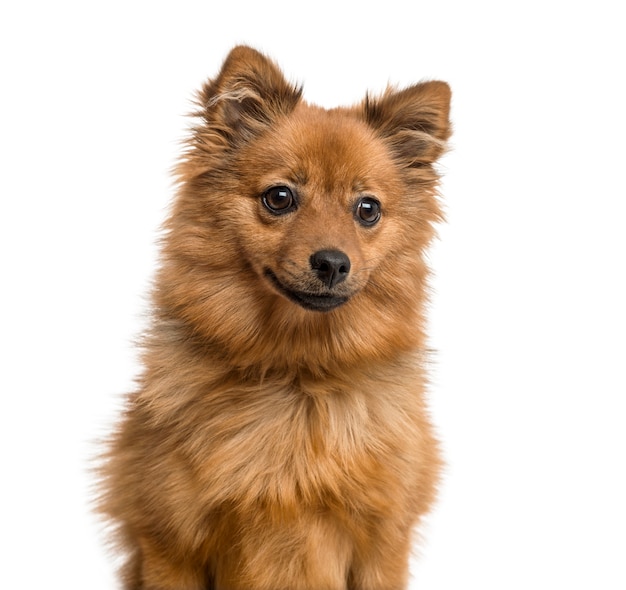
[199,46,302,147]
[363,82,451,167]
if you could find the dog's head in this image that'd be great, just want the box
[162,46,451,369]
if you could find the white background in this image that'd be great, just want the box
[1,1,624,588]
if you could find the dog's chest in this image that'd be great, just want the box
[189,381,414,516]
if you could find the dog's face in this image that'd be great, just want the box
[164,46,450,367]
[232,106,408,313]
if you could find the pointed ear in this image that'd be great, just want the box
[363,81,451,167]
[198,46,302,146]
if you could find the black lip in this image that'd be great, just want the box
[264,269,349,312]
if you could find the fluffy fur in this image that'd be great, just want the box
[99,46,451,589]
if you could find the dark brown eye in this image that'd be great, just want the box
[355,196,381,226]
[262,186,296,215]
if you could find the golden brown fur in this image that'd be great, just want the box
[98,46,451,589]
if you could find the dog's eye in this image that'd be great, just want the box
[354,197,381,226]
[262,186,296,215]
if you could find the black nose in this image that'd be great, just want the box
[310,249,351,289]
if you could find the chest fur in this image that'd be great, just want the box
[163,377,423,516]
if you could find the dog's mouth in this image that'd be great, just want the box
[264,269,350,312]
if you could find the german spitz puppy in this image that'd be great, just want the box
[99,46,451,590]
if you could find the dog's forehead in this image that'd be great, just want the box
[271,106,393,192]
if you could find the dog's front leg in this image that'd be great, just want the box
[127,535,208,590]
[348,520,414,590]
[214,510,352,590]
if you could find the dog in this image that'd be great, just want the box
[98,45,451,589]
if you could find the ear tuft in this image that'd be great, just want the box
[363,81,451,166]
[198,46,302,146]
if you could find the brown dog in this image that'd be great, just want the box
[99,46,451,589]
